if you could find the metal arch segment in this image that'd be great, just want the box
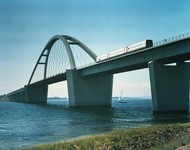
[43,37,60,80]
[58,35,76,69]
[43,35,76,79]
[63,35,97,61]
[28,49,50,85]
[28,35,76,85]
[28,37,61,85]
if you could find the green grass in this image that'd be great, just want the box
[23,123,190,150]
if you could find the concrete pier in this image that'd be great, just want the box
[66,69,113,106]
[25,85,48,103]
[149,61,189,113]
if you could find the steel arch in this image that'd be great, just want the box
[28,35,97,85]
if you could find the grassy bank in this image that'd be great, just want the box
[23,123,190,150]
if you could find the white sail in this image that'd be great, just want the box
[118,90,127,103]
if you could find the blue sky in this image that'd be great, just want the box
[0,0,190,97]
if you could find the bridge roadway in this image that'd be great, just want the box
[80,37,190,76]
[8,36,190,113]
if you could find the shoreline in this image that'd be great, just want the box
[23,123,190,150]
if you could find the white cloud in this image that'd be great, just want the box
[113,80,151,97]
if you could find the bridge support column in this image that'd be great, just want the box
[149,61,189,113]
[66,69,113,107]
[25,85,48,103]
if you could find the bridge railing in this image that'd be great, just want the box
[153,32,190,47]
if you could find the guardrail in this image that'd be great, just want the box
[153,32,190,47]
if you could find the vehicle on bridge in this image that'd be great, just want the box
[96,39,153,62]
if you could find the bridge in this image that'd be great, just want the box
[8,33,190,113]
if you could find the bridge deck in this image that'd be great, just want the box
[30,73,67,86]
[80,37,190,76]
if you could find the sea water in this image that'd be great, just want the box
[0,99,189,150]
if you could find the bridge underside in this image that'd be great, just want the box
[149,61,189,113]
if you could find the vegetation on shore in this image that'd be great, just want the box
[23,123,190,150]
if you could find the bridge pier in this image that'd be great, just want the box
[66,69,113,107]
[149,61,189,113]
[25,85,48,103]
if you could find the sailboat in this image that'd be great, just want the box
[118,90,127,103]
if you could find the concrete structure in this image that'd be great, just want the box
[149,61,189,113]
[8,85,48,103]
[25,85,48,103]
[66,69,113,106]
[8,88,26,103]
[8,33,190,113]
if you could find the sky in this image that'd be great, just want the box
[0,0,190,97]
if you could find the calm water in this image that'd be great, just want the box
[0,99,189,150]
